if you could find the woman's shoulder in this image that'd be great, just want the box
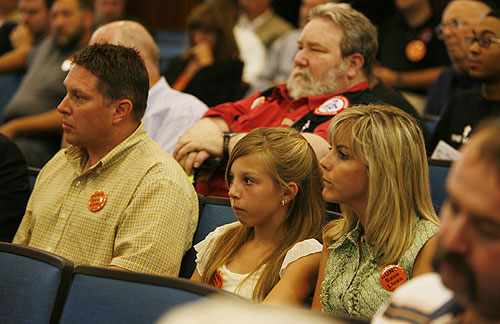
[399,218,439,273]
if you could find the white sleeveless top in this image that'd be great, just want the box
[194,221,322,300]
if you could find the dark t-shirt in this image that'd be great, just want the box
[431,89,500,152]
[0,134,29,242]
[378,14,449,73]
[164,57,244,107]
[424,66,480,117]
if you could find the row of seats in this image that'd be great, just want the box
[0,241,238,324]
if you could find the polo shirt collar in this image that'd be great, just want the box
[65,123,148,175]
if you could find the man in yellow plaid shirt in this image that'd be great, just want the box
[13,43,199,277]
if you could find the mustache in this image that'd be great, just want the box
[432,247,477,301]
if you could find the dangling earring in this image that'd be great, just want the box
[281,199,287,206]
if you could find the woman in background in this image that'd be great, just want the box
[164,1,244,107]
[312,105,439,319]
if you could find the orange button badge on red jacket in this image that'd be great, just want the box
[88,191,107,212]
[380,264,407,292]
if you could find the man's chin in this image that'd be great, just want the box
[439,263,471,305]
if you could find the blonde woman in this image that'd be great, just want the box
[191,127,325,303]
[311,105,439,319]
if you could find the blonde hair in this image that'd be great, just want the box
[323,105,439,265]
[201,127,325,301]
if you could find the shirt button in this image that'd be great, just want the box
[75,181,80,187]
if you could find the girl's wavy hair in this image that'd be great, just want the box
[201,127,325,301]
[323,105,439,266]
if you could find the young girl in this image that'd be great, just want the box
[191,127,325,303]
[312,105,439,319]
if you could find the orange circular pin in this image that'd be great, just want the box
[380,264,407,292]
[405,40,426,62]
[88,191,107,212]
[209,269,223,288]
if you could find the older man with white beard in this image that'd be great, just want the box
[174,3,396,197]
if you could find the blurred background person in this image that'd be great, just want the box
[0,0,52,115]
[375,0,449,113]
[424,0,491,118]
[0,133,29,242]
[236,0,293,47]
[93,0,143,30]
[164,1,243,107]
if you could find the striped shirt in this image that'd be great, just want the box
[13,124,199,276]
[143,77,208,155]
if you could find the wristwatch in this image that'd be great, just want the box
[222,131,237,161]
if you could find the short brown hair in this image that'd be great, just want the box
[72,43,149,121]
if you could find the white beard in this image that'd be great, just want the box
[286,60,349,100]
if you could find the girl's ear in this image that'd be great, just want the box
[283,181,298,204]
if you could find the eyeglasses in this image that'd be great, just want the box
[465,35,500,49]
[436,19,466,39]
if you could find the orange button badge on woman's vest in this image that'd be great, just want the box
[88,191,107,212]
[380,264,407,292]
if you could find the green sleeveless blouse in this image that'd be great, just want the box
[320,218,438,320]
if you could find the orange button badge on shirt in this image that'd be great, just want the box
[209,269,223,288]
[405,40,426,62]
[380,264,407,292]
[88,191,107,212]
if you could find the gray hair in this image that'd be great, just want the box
[310,3,378,77]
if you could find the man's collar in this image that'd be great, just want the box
[65,123,148,174]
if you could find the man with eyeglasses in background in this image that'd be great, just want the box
[430,9,500,154]
[424,0,491,117]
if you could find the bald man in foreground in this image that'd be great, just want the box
[90,20,208,154]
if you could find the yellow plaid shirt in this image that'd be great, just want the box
[14,124,198,277]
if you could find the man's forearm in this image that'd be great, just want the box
[0,109,62,138]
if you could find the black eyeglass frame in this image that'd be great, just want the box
[465,35,500,49]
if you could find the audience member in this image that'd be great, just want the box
[312,105,439,320]
[0,0,19,26]
[174,3,426,197]
[94,0,124,27]
[251,0,332,93]
[0,0,94,168]
[424,0,491,117]
[208,0,266,87]
[0,133,29,242]
[236,0,293,46]
[90,20,208,155]
[376,0,449,93]
[164,1,244,107]
[191,127,324,303]
[0,0,52,115]
[13,44,199,277]
[0,0,52,73]
[431,9,500,152]
[372,118,500,324]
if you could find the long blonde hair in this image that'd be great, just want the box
[323,105,439,265]
[201,127,325,301]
